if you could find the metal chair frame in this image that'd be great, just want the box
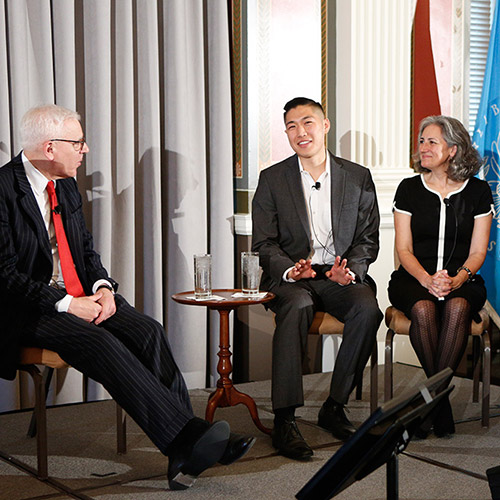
[309,311,378,414]
[383,306,491,427]
[18,347,127,479]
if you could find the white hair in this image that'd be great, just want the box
[20,104,81,151]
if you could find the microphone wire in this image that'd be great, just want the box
[308,188,335,263]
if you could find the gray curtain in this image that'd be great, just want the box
[0,0,234,412]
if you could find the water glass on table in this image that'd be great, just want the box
[241,251,260,295]
[194,254,212,298]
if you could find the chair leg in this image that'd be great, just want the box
[384,329,395,402]
[24,365,48,480]
[80,374,127,453]
[83,374,88,402]
[355,379,363,401]
[370,341,378,413]
[353,341,377,412]
[472,335,481,403]
[116,403,127,454]
[482,330,491,428]
[27,367,54,438]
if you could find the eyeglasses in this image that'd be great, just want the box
[49,138,87,152]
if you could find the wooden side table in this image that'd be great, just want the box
[172,289,274,434]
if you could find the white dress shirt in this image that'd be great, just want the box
[22,153,73,312]
[22,153,112,312]
[283,152,336,282]
[299,155,336,265]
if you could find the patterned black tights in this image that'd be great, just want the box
[409,297,471,380]
[409,297,471,435]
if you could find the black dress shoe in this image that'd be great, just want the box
[318,401,356,441]
[219,433,256,465]
[271,419,313,460]
[167,420,230,490]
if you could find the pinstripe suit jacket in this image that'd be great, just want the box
[0,153,114,380]
[251,152,380,290]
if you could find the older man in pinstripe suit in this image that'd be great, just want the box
[0,104,253,490]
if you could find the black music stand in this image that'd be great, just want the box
[296,368,454,500]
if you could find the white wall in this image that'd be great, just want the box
[334,0,419,367]
[243,0,422,382]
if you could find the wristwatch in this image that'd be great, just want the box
[97,283,115,294]
[456,266,473,283]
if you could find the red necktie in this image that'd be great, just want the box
[46,181,85,297]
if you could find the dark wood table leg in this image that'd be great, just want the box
[227,386,272,434]
[205,308,272,435]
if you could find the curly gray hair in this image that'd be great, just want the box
[413,115,482,181]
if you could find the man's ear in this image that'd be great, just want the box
[324,118,331,134]
[42,141,55,160]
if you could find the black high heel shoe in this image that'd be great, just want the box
[433,396,455,438]
[413,415,433,440]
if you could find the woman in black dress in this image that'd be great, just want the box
[388,115,493,437]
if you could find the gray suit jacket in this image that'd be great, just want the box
[251,152,380,290]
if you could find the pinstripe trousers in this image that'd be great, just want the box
[19,294,194,455]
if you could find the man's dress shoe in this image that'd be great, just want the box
[168,420,230,490]
[219,433,256,465]
[318,401,356,441]
[271,419,313,460]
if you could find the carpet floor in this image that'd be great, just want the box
[1,363,499,500]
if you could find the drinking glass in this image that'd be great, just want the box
[194,254,212,298]
[241,251,260,295]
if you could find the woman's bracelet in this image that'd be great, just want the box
[456,265,473,283]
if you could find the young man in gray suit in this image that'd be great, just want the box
[0,104,254,490]
[252,97,383,460]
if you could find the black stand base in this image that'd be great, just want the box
[387,454,398,500]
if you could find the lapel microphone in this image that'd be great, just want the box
[53,205,62,215]
[312,181,321,190]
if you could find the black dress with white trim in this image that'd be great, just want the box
[388,174,494,317]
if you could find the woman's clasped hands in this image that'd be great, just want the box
[426,270,452,298]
